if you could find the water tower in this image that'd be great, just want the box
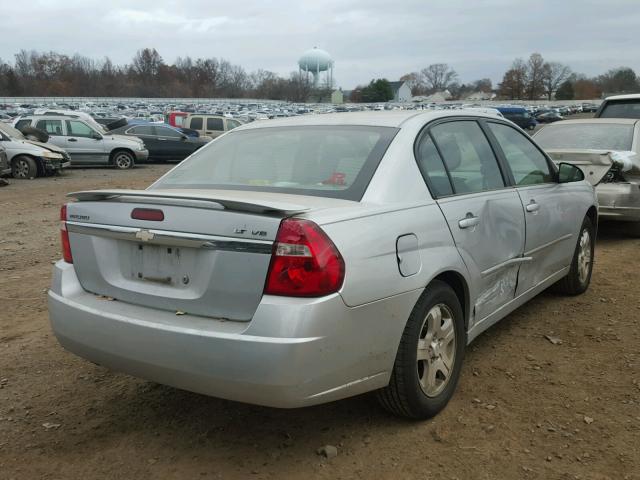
[298,47,334,89]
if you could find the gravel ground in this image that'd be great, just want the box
[0,164,638,480]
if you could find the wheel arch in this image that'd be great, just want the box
[11,154,43,177]
[431,270,470,331]
[586,205,598,232]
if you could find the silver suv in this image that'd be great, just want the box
[15,112,148,169]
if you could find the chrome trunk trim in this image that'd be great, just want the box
[66,221,273,254]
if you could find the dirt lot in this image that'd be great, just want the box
[1,166,639,480]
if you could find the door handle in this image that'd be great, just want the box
[67,138,77,142]
[526,201,540,213]
[458,213,480,229]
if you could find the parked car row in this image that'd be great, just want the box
[1,109,237,179]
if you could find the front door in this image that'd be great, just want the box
[484,121,576,295]
[426,120,526,323]
[63,120,107,164]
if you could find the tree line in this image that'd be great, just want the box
[397,54,639,101]
[0,48,638,101]
[0,48,313,101]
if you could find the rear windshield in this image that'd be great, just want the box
[534,123,634,151]
[151,125,398,200]
[599,99,640,119]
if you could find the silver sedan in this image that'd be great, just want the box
[48,111,597,418]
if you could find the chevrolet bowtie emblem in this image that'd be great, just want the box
[135,230,155,242]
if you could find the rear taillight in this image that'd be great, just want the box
[264,219,344,297]
[60,204,73,263]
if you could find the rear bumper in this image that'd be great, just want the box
[596,183,640,221]
[48,261,417,408]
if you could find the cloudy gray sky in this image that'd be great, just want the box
[2,0,638,88]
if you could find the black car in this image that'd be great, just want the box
[110,123,209,161]
[536,111,563,123]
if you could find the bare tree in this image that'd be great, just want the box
[420,63,458,93]
[525,53,546,100]
[542,62,571,100]
[132,48,164,79]
[399,71,423,95]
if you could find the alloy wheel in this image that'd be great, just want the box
[416,303,457,397]
[577,228,592,284]
[114,153,132,169]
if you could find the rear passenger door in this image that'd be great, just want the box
[187,116,204,137]
[154,125,189,159]
[418,119,527,324]
[35,119,65,149]
[485,121,576,294]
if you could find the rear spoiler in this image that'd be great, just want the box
[67,189,310,215]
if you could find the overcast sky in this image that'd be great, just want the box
[2,0,638,89]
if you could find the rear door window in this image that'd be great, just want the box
[155,126,182,138]
[128,125,155,136]
[207,118,224,131]
[430,121,505,194]
[36,119,63,136]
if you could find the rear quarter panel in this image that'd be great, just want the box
[320,205,469,308]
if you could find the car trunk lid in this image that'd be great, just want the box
[64,189,315,321]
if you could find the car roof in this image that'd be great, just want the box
[604,93,640,101]
[237,110,497,130]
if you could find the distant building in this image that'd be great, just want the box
[388,81,412,102]
[412,90,453,103]
[331,89,344,104]
[464,91,496,101]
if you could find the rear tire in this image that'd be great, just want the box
[553,216,594,295]
[377,280,465,419]
[11,156,38,179]
[111,151,135,170]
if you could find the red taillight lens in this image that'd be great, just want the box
[131,208,164,221]
[264,219,344,297]
[60,204,73,263]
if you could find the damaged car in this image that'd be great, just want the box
[0,122,70,179]
[49,111,597,419]
[534,118,640,235]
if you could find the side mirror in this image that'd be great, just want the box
[181,135,188,141]
[558,162,585,183]
[91,132,103,140]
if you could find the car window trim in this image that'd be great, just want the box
[482,119,559,185]
[413,116,512,199]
